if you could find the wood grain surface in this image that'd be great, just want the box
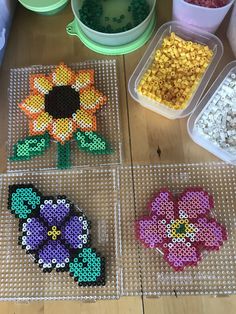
[0,1,235,313]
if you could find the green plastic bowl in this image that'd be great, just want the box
[18,0,69,15]
[71,0,156,46]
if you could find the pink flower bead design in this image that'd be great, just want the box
[136,188,227,271]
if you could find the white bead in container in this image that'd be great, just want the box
[188,61,236,164]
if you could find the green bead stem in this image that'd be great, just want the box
[57,141,71,169]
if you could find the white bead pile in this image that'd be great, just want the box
[195,71,236,155]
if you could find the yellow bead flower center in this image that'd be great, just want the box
[171,219,195,239]
[47,226,61,240]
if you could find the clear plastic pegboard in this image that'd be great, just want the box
[0,163,235,301]
[0,167,121,301]
[120,163,236,297]
[7,60,121,172]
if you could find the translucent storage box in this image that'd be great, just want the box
[188,61,236,165]
[128,21,223,119]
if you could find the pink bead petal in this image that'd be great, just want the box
[177,188,213,219]
[136,215,167,249]
[163,242,201,271]
[194,217,227,250]
[148,189,175,220]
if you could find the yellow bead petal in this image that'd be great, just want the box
[80,87,106,113]
[19,94,45,118]
[30,75,53,95]
[52,63,75,86]
[29,112,52,135]
[72,69,94,91]
[73,109,96,132]
[49,118,74,144]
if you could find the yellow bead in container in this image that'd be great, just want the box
[128,21,223,119]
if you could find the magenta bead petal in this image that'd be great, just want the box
[195,217,227,250]
[164,242,201,271]
[177,188,213,219]
[136,215,166,249]
[148,190,175,220]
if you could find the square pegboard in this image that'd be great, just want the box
[120,163,236,297]
[7,60,121,172]
[0,163,235,300]
[0,167,121,301]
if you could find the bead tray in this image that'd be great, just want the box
[0,167,121,301]
[7,60,121,172]
[0,162,235,300]
[120,162,236,297]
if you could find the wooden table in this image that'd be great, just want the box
[0,1,235,313]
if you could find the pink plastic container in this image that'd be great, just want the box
[172,0,235,33]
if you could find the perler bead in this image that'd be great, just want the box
[136,188,227,271]
[8,184,105,286]
[137,32,214,110]
[69,248,106,286]
[11,63,112,169]
[184,0,229,8]
[10,133,51,161]
[79,0,150,33]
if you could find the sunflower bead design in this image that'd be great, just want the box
[136,188,227,271]
[8,184,105,286]
[10,63,112,169]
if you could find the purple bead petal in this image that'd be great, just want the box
[61,214,90,249]
[23,218,47,250]
[38,240,70,266]
[40,198,71,226]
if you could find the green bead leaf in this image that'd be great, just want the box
[10,133,51,161]
[69,248,105,286]
[74,131,112,155]
[8,184,42,219]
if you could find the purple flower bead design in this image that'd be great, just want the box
[20,196,90,272]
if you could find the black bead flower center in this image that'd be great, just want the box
[45,86,80,119]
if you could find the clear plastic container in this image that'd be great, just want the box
[188,61,236,165]
[128,21,223,119]
[227,2,236,57]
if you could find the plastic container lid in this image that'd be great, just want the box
[66,15,156,55]
[187,61,236,165]
[19,0,68,12]
[128,21,223,119]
